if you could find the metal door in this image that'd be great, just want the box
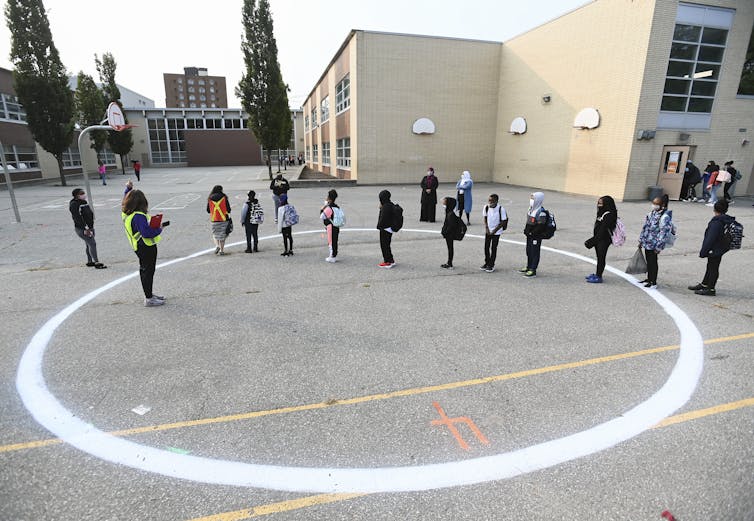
[657,146,690,200]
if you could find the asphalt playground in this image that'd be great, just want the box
[0,166,753,520]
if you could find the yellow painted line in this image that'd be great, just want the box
[653,397,754,429]
[186,396,754,521]
[3,332,753,455]
[188,493,365,521]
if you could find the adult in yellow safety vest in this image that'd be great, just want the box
[207,185,231,255]
[122,184,168,307]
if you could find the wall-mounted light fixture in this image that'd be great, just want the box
[542,95,551,103]
[743,139,750,146]
[679,132,690,141]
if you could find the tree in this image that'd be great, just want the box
[237,0,292,180]
[737,23,754,96]
[5,0,74,186]
[96,52,133,174]
[74,71,108,155]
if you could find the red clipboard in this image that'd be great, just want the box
[149,214,163,228]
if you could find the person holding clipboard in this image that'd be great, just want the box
[122,180,169,307]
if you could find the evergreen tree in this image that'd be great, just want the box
[96,52,133,174]
[737,25,754,96]
[5,0,74,186]
[237,0,292,179]
[74,71,108,155]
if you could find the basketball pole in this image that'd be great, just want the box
[77,123,114,211]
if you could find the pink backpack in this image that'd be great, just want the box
[611,218,626,246]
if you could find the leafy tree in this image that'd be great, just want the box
[96,52,133,174]
[237,0,292,179]
[5,0,74,186]
[74,71,108,154]
[737,23,754,96]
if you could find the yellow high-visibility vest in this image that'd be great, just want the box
[122,211,162,251]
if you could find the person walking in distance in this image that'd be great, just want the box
[98,159,107,186]
[69,188,106,269]
[133,160,141,182]
[240,190,263,253]
[722,161,738,203]
[320,189,341,262]
[583,195,618,284]
[377,190,397,268]
[420,166,439,222]
[481,194,508,273]
[121,183,168,307]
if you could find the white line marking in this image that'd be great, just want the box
[152,193,200,210]
[16,229,703,493]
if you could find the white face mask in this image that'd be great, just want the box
[652,204,660,211]
[529,199,535,207]
[442,204,446,209]
[78,194,87,200]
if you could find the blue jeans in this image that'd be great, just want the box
[701,173,710,200]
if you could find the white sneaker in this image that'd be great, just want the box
[153,294,166,301]
[325,256,337,263]
[144,296,165,307]
[705,202,714,206]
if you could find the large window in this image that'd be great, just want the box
[99,148,117,166]
[147,118,187,164]
[322,142,330,165]
[311,107,317,127]
[336,137,350,168]
[62,147,81,168]
[321,96,329,123]
[3,145,38,170]
[312,143,318,162]
[335,75,350,113]
[305,114,309,131]
[661,4,733,114]
[737,22,754,96]
[1,93,27,122]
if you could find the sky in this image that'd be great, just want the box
[1,0,589,109]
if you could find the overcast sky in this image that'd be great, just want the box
[1,0,588,108]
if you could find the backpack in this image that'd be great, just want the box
[284,205,299,226]
[660,212,676,248]
[392,203,404,232]
[611,217,626,246]
[330,206,346,227]
[539,209,556,239]
[251,203,264,224]
[722,219,744,250]
[455,216,467,241]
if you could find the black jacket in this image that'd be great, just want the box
[377,190,396,230]
[700,214,734,258]
[270,176,290,196]
[441,197,463,239]
[585,210,617,249]
[69,199,94,229]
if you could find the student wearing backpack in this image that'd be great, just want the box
[481,194,508,273]
[688,200,735,296]
[521,192,550,278]
[240,190,264,253]
[207,185,231,255]
[376,190,397,268]
[638,195,673,288]
[440,196,465,269]
[583,196,618,284]
[320,189,341,262]
[276,194,296,256]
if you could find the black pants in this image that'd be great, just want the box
[135,242,157,298]
[330,225,339,257]
[282,226,293,252]
[526,236,541,271]
[723,180,735,201]
[244,223,258,251]
[645,249,659,284]
[702,255,722,289]
[380,230,394,263]
[595,240,611,277]
[445,237,454,265]
[688,182,698,199]
[484,234,500,267]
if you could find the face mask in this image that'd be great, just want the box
[529,199,534,207]
[78,194,87,200]
[488,202,496,208]
[597,205,603,209]
[442,204,446,209]
[652,204,660,211]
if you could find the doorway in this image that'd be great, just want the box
[657,146,692,200]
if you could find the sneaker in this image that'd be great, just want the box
[378,262,395,269]
[688,283,705,291]
[518,267,529,273]
[484,267,495,273]
[644,282,657,289]
[441,263,454,270]
[705,202,714,207]
[480,264,490,271]
[586,275,603,283]
[245,248,252,253]
[86,262,96,267]
[325,256,337,263]
[281,251,289,256]
[523,270,537,277]
[695,287,716,296]
[152,294,166,301]
[586,273,597,279]
[144,296,165,307]
[638,278,650,284]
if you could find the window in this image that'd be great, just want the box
[187,79,195,85]
[313,143,318,162]
[99,148,116,166]
[320,96,329,122]
[311,107,317,127]
[3,145,39,170]
[305,146,310,161]
[188,87,195,93]
[177,78,183,84]
[336,137,350,168]
[661,4,733,114]
[737,22,754,96]
[198,80,205,85]
[305,115,309,131]
[147,117,187,163]
[322,142,330,165]
[210,80,215,85]
[189,95,196,101]
[178,93,185,99]
[199,88,205,94]
[1,93,27,122]
[62,147,81,168]
[210,87,215,93]
[335,75,350,113]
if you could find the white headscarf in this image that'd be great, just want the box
[461,171,472,182]
[528,192,544,217]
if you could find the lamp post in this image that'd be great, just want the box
[0,142,22,223]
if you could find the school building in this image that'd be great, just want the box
[302,0,754,200]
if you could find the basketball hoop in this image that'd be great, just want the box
[106,102,137,132]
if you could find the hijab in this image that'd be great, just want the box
[528,192,544,218]
[461,170,472,182]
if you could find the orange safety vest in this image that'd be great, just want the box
[209,196,228,222]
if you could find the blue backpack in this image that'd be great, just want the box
[284,205,299,226]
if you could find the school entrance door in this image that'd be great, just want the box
[657,146,691,200]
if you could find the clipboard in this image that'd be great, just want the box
[149,213,163,228]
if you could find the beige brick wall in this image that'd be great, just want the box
[493,0,658,200]
[628,0,754,199]
[355,31,501,185]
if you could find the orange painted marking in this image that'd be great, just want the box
[431,401,490,450]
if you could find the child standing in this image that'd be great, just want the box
[277,194,296,256]
[320,189,341,262]
[98,160,107,185]
[440,196,464,269]
[241,190,264,253]
[521,192,551,278]
[481,194,508,273]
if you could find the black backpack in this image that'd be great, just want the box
[392,203,404,232]
[455,217,467,241]
[722,219,744,250]
[539,209,556,240]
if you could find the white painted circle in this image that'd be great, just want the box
[16,229,703,493]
